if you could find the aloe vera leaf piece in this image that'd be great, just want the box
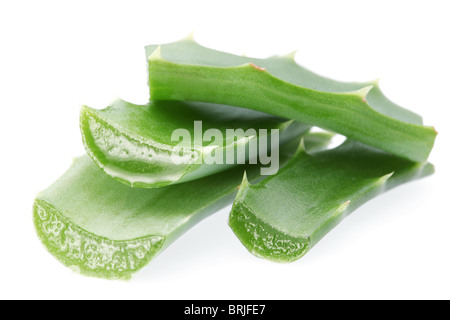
[33,135,305,280]
[81,99,309,188]
[228,138,434,263]
[33,156,246,280]
[146,38,437,163]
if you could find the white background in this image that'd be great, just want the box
[1,0,449,300]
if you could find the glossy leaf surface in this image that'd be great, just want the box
[33,137,304,279]
[229,138,434,262]
[147,38,436,162]
[81,99,309,188]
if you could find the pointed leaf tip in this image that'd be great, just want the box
[270,50,297,61]
[295,137,307,156]
[349,85,373,101]
[335,200,351,216]
[241,171,249,187]
[370,77,381,86]
[279,119,295,131]
[283,50,297,60]
[376,172,395,187]
[236,171,251,199]
[184,31,195,42]
[148,45,162,61]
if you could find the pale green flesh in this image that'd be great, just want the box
[34,156,249,279]
[81,99,309,188]
[33,136,305,279]
[146,38,436,162]
[229,139,434,262]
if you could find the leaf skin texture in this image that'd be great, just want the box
[146,38,436,163]
[80,99,309,188]
[229,138,434,263]
[33,137,305,279]
[33,156,247,279]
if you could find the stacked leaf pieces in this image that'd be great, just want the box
[34,36,435,279]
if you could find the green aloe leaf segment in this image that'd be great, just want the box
[81,99,309,188]
[33,136,305,279]
[146,37,436,163]
[229,137,434,262]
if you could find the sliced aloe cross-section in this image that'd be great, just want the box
[229,138,434,263]
[146,37,436,163]
[81,99,309,188]
[33,136,305,279]
[32,156,247,279]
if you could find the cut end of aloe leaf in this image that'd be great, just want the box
[80,104,191,188]
[228,133,434,263]
[80,99,310,188]
[33,140,308,279]
[31,154,248,279]
[229,201,310,263]
[33,200,165,280]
